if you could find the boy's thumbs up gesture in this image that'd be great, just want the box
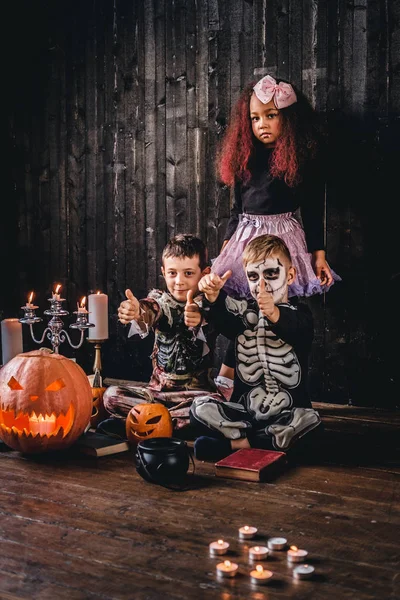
[184,290,202,328]
[198,270,232,303]
[118,288,140,324]
[257,278,279,322]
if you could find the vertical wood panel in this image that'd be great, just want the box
[4,0,400,406]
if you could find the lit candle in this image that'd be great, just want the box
[52,284,62,301]
[238,525,258,540]
[77,296,88,314]
[1,319,23,365]
[216,560,238,578]
[249,545,269,561]
[293,564,315,580]
[26,291,35,309]
[88,292,109,340]
[267,536,287,551]
[287,545,308,563]
[209,539,230,556]
[249,564,273,585]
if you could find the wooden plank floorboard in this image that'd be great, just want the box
[0,406,399,599]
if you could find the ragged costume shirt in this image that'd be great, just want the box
[128,289,218,393]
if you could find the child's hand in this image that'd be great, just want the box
[198,270,232,303]
[312,250,334,287]
[257,278,279,321]
[184,290,202,328]
[118,289,140,324]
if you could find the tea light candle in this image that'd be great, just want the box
[239,525,258,540]
[88,292,109,340]
[1,319,23,365]
[216,560,238,578]
[249,545,269,561]
[249,565,273,586]
[267,536,287,551]
[287,545,308,563]
[209,539,230,556]
[293,564,315,580]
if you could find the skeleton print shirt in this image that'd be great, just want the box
[128,289,218,393]
[204,292,314,417]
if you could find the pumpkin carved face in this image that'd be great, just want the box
[126,402,173,444]
[0,349,93,453]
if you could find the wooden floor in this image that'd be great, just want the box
[0,403,399,600]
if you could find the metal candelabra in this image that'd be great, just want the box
[19,293,95,354]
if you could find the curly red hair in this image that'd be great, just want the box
[217,79,322,188]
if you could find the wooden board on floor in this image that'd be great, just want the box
[0,404,399,600]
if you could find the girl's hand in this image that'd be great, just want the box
[312,250,333,287]
[118,288,140,324]
[257,278,279,321]
[184,290,202,327]
[198,271,232,303]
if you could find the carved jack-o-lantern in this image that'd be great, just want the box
[0,348,93,453]
[126,402,173,444]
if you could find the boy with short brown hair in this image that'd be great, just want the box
[190,233,322,460]
[101,234,223,435]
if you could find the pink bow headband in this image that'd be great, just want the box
[253,75,297,109]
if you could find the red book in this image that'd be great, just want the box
[215,448,287,482]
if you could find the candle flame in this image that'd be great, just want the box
[28,292,34,304]
[80,296,86,308]
[55,284,61,294]
[97,290,101,294]
[244,526,249,531]
[290,546,298,552]
[224,561,231,567]
[256,565,264,574]
[217,539,224,545]
[254,546,259,551]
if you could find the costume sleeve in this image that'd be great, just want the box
[299,157,326,252]
[224,183,242,241]
[203,291,246,339]
[127,295,162,339]
[269,303,314,351]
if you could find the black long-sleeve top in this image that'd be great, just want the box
[224,145,326,252]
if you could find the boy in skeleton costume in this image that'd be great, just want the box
[190,234,322,460]
[101,234,223,435]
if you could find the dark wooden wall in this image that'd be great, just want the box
[3,0,400,407]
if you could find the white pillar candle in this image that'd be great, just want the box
[1,319,23,365]
[88,293,109,340]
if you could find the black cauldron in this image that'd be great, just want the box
[135,437,191,487]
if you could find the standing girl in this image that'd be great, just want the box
[211,74,341,386]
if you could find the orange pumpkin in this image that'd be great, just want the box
[126,402,173,444]
[90,386,107,429]
[0,348,92,453]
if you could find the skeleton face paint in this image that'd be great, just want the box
[246,256,288,303]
